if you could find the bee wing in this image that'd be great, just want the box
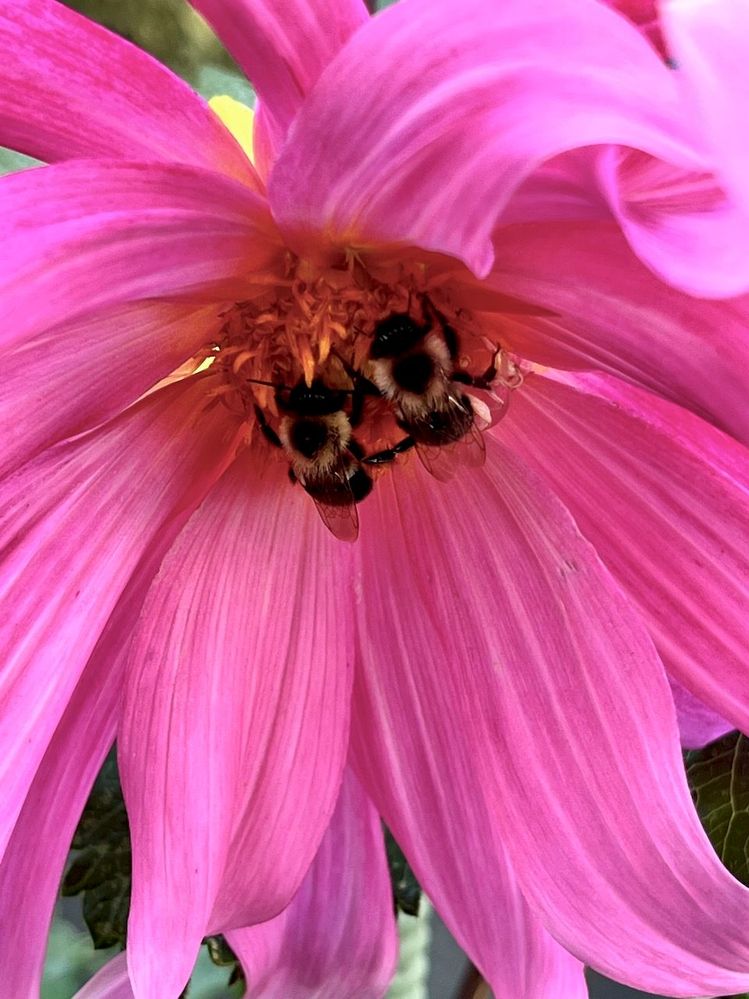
[303,459,361,542]
[468,384,511,429]
[414,441,457,482]
[414,394,487,481]
[312,493,360,542]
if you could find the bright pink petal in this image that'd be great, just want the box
[663,0,749,213]
[227,767,397,998]
[0,443,228,997]
[0,0,257,186]
[191,0,368,170]
[0,375,243,861]
[669,678,734,750]
[0,300,219,480]
[470,220,749,444]
[269,0,702,275]
[358,446,749,995]
[351,468,589,997]
[498,369,749,748]
[75,953,132,999]
[120,452,354,998]
[0,160,281,349]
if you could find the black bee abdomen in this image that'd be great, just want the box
[392,352,434,394]
[348,468,373,503]
[286,379,346,415]
[290,418,329,458]
[371,314,425,359]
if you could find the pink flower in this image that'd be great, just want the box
[1,0,749,996]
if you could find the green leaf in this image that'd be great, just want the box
[384,828,421,917]
[686,731,749,885]
[62,752,131,950]
[195,64,255,106]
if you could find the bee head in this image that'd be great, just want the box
[282,378,348,416]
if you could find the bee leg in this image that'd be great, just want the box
[288,468,297,485]
[452,348,501,389]
[253,404,282,448]
[363,436,416,465]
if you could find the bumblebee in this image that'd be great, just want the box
[367,298,500,480]
[254,377,411,541]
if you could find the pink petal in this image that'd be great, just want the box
[358,445,749,995]
[498,369,749,749]
[74,953,132,999]
[0,455,224,997]
[0,0,256,186]
[471,219,749,445]
[669,678,734,750]
[351,468,589,997]
[120,452,354,997]
[0,160,281,349]
[663,0,749,213]
[190,0,368,170]
[604,0,666,56]
[0,374,243,860]
[269,0,702,276]
[595,145,749,298]
[227,767,398,998]
[0,299,220,480]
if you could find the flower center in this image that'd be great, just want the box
[205,252,522,538]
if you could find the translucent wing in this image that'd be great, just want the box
[413,393,486,481]
[301,460,361,542]
[312,493,360,542]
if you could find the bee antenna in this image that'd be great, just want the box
[244,376,283,389]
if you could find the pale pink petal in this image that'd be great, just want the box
[351,469,589,997]
[269,0,702,275]
[227,767,397,999]
[595,145,749,298]
[0,0,257,186]
[120,452,354,998]
[0,374,243,861]
[470,220,749,444]
[663,0,749,213]
[0,160,281,349]
[191,0,368,170]
[0,300,220,480]
[357,446,749,994]
[605,0,666,56]
[669,678,734,750]
[498,369,749,748]
[75,953,132,999]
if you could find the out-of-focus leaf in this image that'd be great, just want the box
[196,65,255,106]
[686,731,749,885]
[0,147,41,176]
[385,828,421,917]
[62,753,131,950]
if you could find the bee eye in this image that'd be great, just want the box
[290,419,329,459]
[392,353,434,394]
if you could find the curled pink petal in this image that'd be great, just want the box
[473,220,749,444]
[227,768,398,999]
[269,0,701,275]
[663,0,749,213]
[498,369,749,747]
[0,375,243,861]
[191,0,368,169]
[0,160,282,349]
[669,678,734,750]
[0,0,256,186]
[351,469,589,997]
[120,453,354,998]
[0,300,220,480]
